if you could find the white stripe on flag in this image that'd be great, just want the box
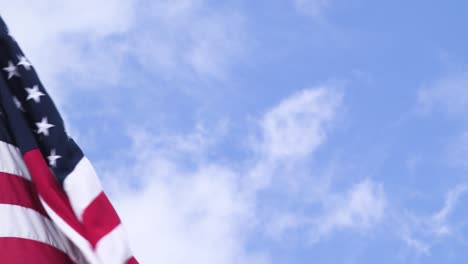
[40,197,102,264]
[0,204,77,258]
[0,141,31,180]
[95,224,133,264]
[63,157,103,220]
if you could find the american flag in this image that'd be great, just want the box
[0,17,137,263]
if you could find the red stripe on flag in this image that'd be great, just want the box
[83,192,122,247]
[126,256,139,264]
[0,172,48,217]
[23,148,138,263]
[23,149,87,238]
[0,238,75,264]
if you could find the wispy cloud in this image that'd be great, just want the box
[109,142,266,264]
[397,184,468,256]
[430,184,468,236]
[258,87,342,160]
[2,0,248,98]
[1,0,135,88]
[132,0,247,81]
[99,85,388,262]
[294,0,330,18]
[311,179,386,241]
[248,86,343,194]
[417,72,468,116]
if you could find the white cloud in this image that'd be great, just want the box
[266,179,386,243]
[397,184,468,255]
[111,158,266,264]
[312,179,386,240]
[1,0,247,93]
[1,0,135,88]
[400,231,430,256]
[105,124,267,264]
[249,86,342,193]
[417,72,468,116]
[133,0,247,80]
[294,0,330,18]
[98,86,388,262]
[258,87,342,160]
[411,71,468,255]
[430,184,468,236]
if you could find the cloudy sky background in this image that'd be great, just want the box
[2,0,468,263]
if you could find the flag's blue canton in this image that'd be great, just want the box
[0,19,8,35]
[0,17,83,186]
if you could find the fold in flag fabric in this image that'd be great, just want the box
[0,17,138,264]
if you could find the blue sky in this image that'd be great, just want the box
[3,0,468,263]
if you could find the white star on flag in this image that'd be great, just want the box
[47,149,62,168]
[17,55,32,70]
[26,85,45,103]
[3,60,20,79]
[36,117,54,136]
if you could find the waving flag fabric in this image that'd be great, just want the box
[0,17,137,264]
